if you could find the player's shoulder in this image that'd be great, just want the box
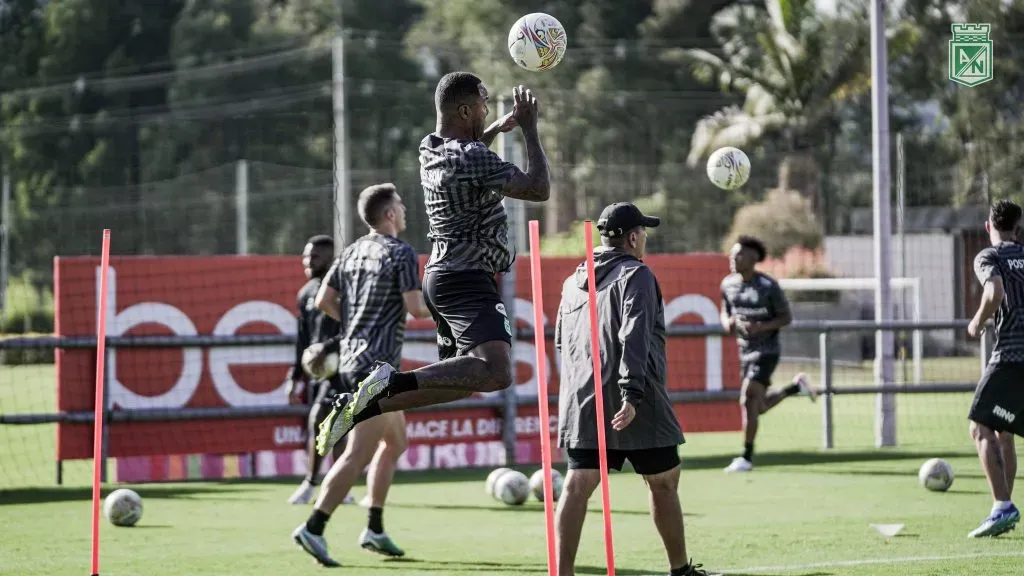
[385,236,416,258]
[975,244,1002,264]
[297,277,320,299]
[755,271,780,289]
[720,272,742,289]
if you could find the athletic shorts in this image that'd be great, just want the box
[423,269,512,360]
[566,446,681,476]
[969,362,1024,437]
[311,371,368,406]
[741,354,780,386]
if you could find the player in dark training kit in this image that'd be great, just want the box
[292,184,432,566]
[965,200,1023,538]
[316,71,550,454]
[720,236,816,473]
[286,235,351,505]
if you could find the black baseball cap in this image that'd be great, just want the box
[596,202,660,238]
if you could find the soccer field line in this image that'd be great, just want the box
[716,550,1024,574]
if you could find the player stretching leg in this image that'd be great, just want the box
[316,72,550,455]
[286,235,352,505]
[292,184,434,566]
[720,236,817,473]
[965,200,1023,538]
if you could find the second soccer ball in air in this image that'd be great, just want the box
[508,13,568,72]
[706,146,751,191]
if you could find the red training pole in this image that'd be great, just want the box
[528,220,557,576]
[90,229,112,576]
[583,221,615,575]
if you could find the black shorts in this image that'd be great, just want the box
[311,371,367,406]
[969,363,1024,437]
[741,354,779,386]
[566,446,681,476]
[423,269,512,360]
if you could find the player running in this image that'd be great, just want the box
[719,235,816,473]
[292,184,431,566]
[286,235,352,505]
[965,199,1023,538]
[315,72,550,456]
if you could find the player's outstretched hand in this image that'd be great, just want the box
[512,85,539,130]
[611,401,636,431]
[287,376,307,405]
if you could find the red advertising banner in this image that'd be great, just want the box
[55,253,741,464]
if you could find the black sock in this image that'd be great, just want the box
[387,371,418,397]
[306,509,331,536]
[368,506,384,534]
[783,382,800,397]
[353,401,383,425]
[671,564,690,576]
[742,442,754,462]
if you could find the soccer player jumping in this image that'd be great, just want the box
[316,72,550,455]
[965,200,1023,538]
[719,236,816,473]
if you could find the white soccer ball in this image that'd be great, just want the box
[529,468,563,502]
[706,146,751,190]
[486,467,513,498]
[494,470,531,506]
[104,488,143,527]
[508,13,568,72]
[918,458,955,492]
[301,346,339,380]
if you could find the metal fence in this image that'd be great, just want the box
[0,318,990,485]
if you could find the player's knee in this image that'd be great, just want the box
[644,467,680,494]
[970,420,995,442]
[563,470,600,498]
[483,360,514,392]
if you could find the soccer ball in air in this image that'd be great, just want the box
[918,458,955,492]
[706,146,751,190]
[104,488,143,527]
[529,468,563,502]
[486,467,513,498]
[508,13,568,72]
[301,346,339,380]
[494,470,532,505]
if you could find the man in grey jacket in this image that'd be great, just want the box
[553,202,711,576]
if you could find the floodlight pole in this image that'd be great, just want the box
[871,0,896,447]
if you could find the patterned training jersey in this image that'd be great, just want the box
[418,133,525,275]
[720,272,791,358]
[326,233,421,374]
[974,241,1024,364]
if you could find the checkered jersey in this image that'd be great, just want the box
[326,233,421,374]
[975,242,1024,364]
[418,133,524,275]
[721,272,790,358]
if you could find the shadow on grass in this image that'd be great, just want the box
[725,573,833,576]
[0,484,266,506]
[681,449,975,472]
[359,558,550,573]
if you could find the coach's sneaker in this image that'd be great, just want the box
[793,372,817,402]
[723,457,753,473]
[287,480,316,505]
[292,523,340,567]
[359,528,406,557]
[967,503,1020,538]
[670,558,718,576]
[316,393,355,456]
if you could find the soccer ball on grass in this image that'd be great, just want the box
[494,470,531,506]
[918,458,954,492]
[486,467,513,498]
[529,468,563,502]
[508,13,568,72]
[104,488,143,527]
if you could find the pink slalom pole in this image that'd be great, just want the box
[583,221,615,575]
[90,230,111,576]
[528,220,557,576]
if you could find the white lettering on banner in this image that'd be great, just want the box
[274,425,306,446]
[97,266,295,410]
[208,301,294,406]
[405,415,559,442]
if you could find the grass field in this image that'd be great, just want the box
[2,359,1022,576]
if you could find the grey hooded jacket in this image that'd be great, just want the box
[554,247,685,451]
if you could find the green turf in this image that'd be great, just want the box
[2,359,1022,575]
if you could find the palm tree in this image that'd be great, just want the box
[674,0,875,225]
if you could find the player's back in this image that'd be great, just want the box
[332,233,416,373]
[975,241,1024,363]
[418,133,515,275]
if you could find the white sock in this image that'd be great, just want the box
[992,500,1013,513]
